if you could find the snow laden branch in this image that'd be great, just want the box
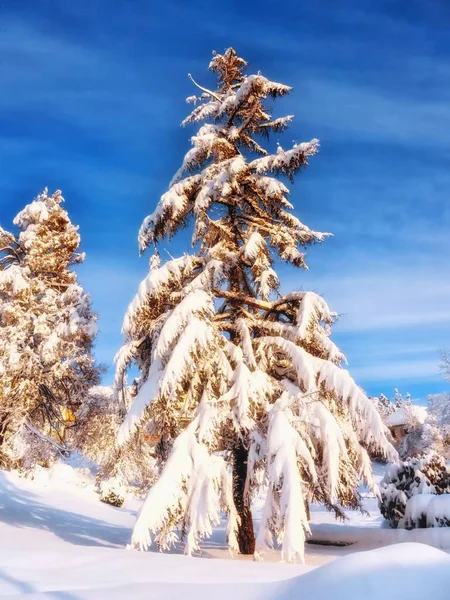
[129,402,239,556]
[256,393,317,563]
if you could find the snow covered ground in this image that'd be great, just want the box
[0,461,449,598]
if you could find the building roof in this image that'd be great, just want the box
[386,407,409,427]
[386,405,427,428]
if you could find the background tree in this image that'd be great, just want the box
[394,388,411,408]
[0,189,100,469]
[402,392,450,460]
[375,393,396,420]
[73,384,158,507]
[441,350,450,384]
[425,392,450,454]
[379,454,450,528]
[115,48,396,562]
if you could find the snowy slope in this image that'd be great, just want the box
[0,467,450,598]
[0,544,448,600]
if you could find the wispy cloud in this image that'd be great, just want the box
[284,76,450,149]
[283,257,450,332]
[0,19,180,149]
[351,359,441,383]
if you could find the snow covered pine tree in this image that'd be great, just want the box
[115,49,397,562]
[0,189,100,469]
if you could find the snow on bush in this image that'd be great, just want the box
[380,454,450,528]
[402,493,450,530]
[401,493,435,529]
[72,385,159,504]
[427,495,450,528]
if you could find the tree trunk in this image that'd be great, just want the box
[232,441,255,555]
[305,497,311,521]
[0,412,8,448]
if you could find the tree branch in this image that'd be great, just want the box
[213,288,272,311]
[212,288,302,314]
[188,73,222,103]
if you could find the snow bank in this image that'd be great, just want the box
[283,543,450,600]
[0,538,447,599]
[24,457,97,492]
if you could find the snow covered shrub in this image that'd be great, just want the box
[0,190,101,470]
[421,454,450,494]
[404,493,450,530]
[426,494,450,527]
[71,386,122,465]
[98,476,125,508]
[114,48,396,562]
[402,494,434,529]
[379,454,450,528]
[71,385,158,504]
[96,439,158,506]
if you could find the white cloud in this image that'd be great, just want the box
[288,259,450,333]
[281,258,450,388]
[0,20,175,146]
[351,359,440,383]
[283,77,450,149]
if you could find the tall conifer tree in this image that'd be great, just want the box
[115,49,396,561]
[0,189,100,468]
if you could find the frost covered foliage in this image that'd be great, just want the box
[0,190,101,469]
[403,353,450,459]
[115,49,396,562]
[421,393,450,459]
[379,454,450,528]
[369,394,395,429]
[441,350,450,384]
[395,405,427,458]
[73,385,158,503]
[72,386,123,465]
[70,385,122,465]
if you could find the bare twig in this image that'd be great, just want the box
[188,73,222,103]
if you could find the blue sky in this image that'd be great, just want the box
[1,0,450,403]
